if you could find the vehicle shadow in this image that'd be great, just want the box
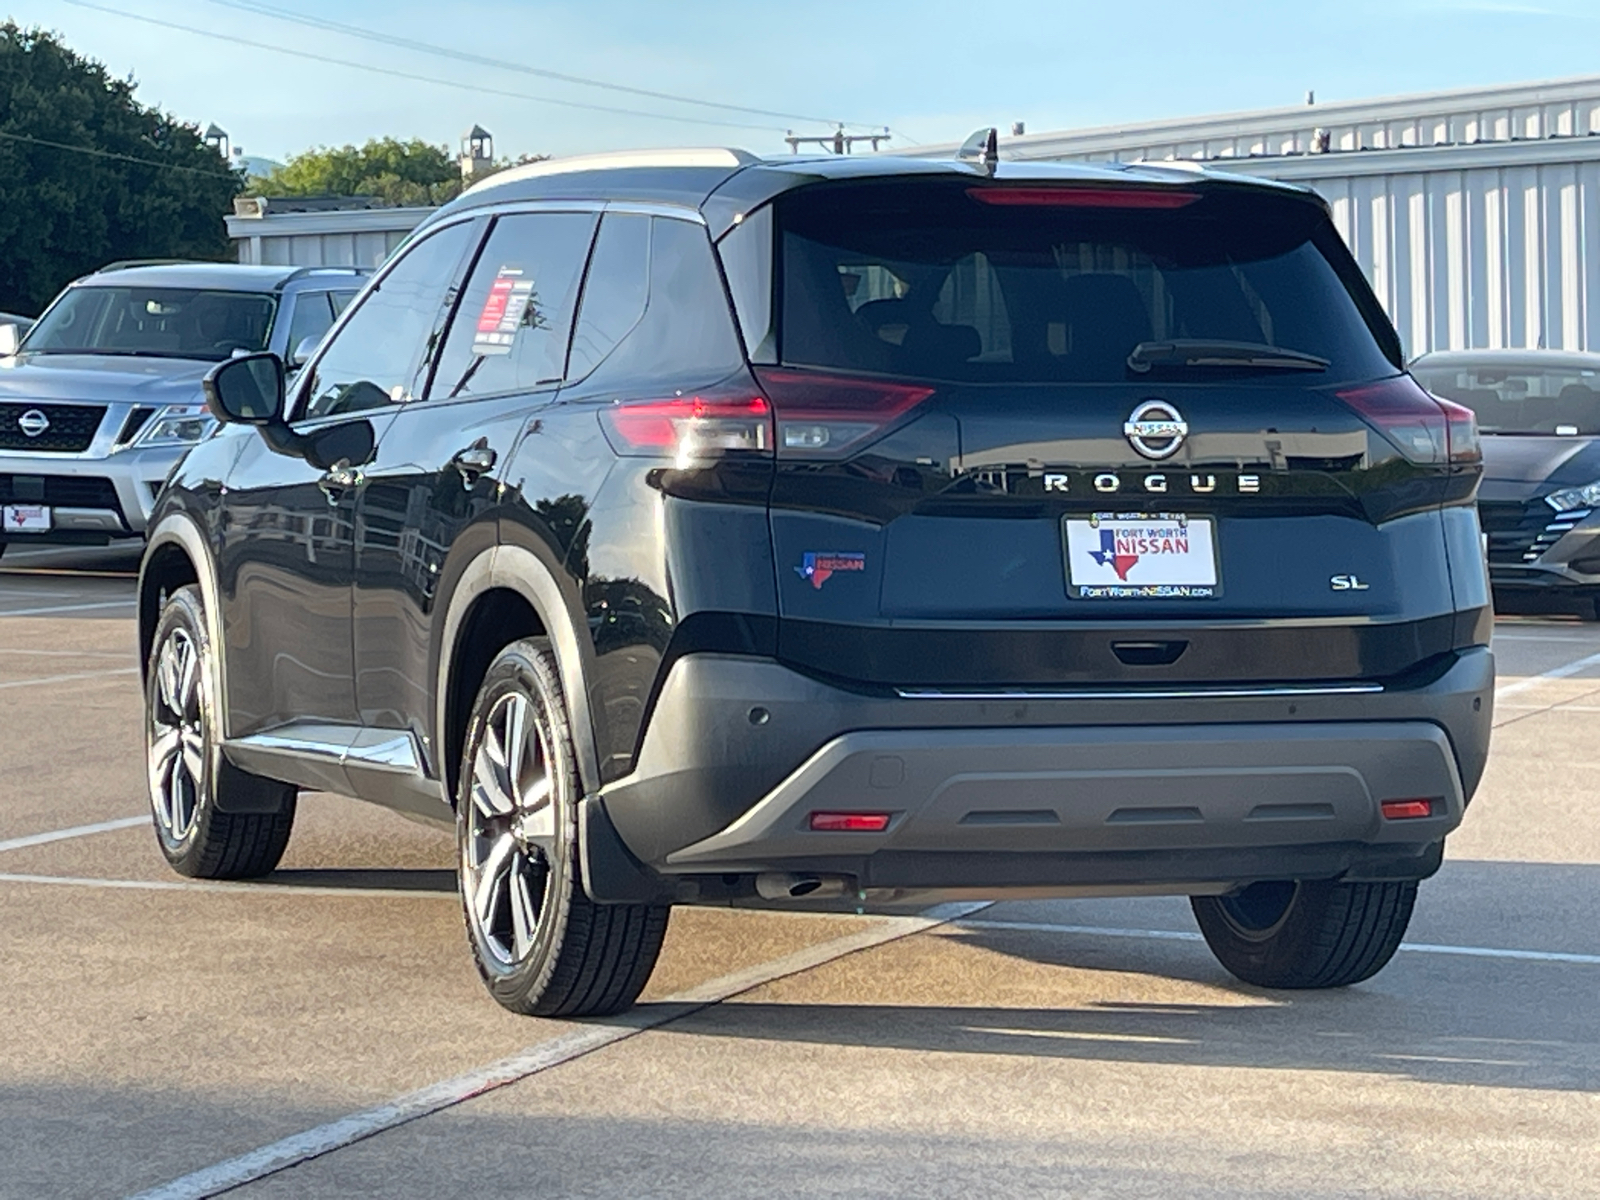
[641,857,1600,1095]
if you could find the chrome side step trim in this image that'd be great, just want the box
[225,724,424,773]
[895,683,1384,701]
[222,723,428,798]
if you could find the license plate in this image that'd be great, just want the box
[2,504,51,533]
[1064,513,1219,598]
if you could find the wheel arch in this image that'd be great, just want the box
[436,544,602,806]
[139,514,229,730]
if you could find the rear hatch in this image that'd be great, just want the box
[725,174,1481,688]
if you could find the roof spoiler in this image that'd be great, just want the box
[956,127,999,174]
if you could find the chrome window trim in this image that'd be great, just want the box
[895,683,1385,701]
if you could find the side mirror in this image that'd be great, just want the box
[290,335,320,369]
[204,352,284,425]
[0,324,19,356]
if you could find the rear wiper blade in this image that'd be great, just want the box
[1128,340,1331,374]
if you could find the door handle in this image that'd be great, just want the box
[317,459,364,504]
[450,438,497,484]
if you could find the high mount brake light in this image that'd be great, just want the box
[754,368,935,459]
[967,187,1201,209]
[1336,376,1481,466]
[601,387,772,459]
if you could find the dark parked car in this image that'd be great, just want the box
[139,144,1493,1017]
[1413,348,1600,617]
[0,262,364,554]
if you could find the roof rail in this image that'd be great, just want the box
[96,258,194,273]
[464,147,757,197]
[280,265,371,285]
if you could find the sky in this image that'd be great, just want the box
[21,0,1600,166]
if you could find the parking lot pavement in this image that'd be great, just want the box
[2,574,1599,1198]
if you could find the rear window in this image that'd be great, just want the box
[772,181,1395,386]
[1413,361,1600,435]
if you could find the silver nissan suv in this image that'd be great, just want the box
[0,261,364,555]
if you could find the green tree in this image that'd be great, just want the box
[251,138,464,208]
[0,22,241,315]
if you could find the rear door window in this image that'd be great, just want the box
[777,181,1396,386]
[427,211,598,401]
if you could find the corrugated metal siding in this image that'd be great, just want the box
[226,208,430,270]
[1256,157,1600,356]
[989,76,1600,164]
[251,228,412,268]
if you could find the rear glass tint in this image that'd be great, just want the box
[777,181,1395,386]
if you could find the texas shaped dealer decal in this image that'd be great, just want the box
[795,551,866,590]
[1088,524,1193,582]
[1088,527,1142,581]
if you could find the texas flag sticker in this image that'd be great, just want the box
[795,551,866,590]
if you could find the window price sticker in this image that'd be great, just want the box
[472,266,535,356]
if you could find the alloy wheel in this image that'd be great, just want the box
[148,627,207,845]
[463,691,559,968]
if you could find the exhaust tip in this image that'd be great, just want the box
[755,872,850,901]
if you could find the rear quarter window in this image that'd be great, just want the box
[566,216,744,395]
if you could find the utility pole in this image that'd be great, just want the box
[784,126,892,154]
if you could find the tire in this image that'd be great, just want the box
[145,585,296,879]
[1191,878,1418,989]
[457,637,669,1017]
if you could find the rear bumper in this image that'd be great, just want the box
[596,646,1494,897]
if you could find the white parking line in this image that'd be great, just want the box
[126,901,991,1200]
[0,872,454,900]
[0,815,148,854]
[956,918,1600,966]
[1494,647,1600,700]
[0,599,137,617]
[0,648,137,659]
[0,666,138,690]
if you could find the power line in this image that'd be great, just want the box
[0,128,234,176]
[60,0,793,134]
[206,0,882,132]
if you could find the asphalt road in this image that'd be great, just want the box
[1,549,1598,1198]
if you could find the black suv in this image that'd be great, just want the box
[139,145,1493,1016]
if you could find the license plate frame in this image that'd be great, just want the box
[2,504,52,533]
[1063,512,1220,599]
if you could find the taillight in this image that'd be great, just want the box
[1436,396,1482,464]
[1336,375,1480,466]
[966,186,1200,209]
[600,385,772,459]
[753,367,935,459]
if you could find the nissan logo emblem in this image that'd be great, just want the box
[1124,400,1187,460]
[17,409,50,438]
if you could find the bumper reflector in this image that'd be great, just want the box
[1380,799,1435,820]
[809,811,892,832]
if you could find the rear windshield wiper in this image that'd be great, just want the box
[1128,340,1331,375]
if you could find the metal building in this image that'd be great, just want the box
[226,196,430,269]
[929,76,1600,357]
